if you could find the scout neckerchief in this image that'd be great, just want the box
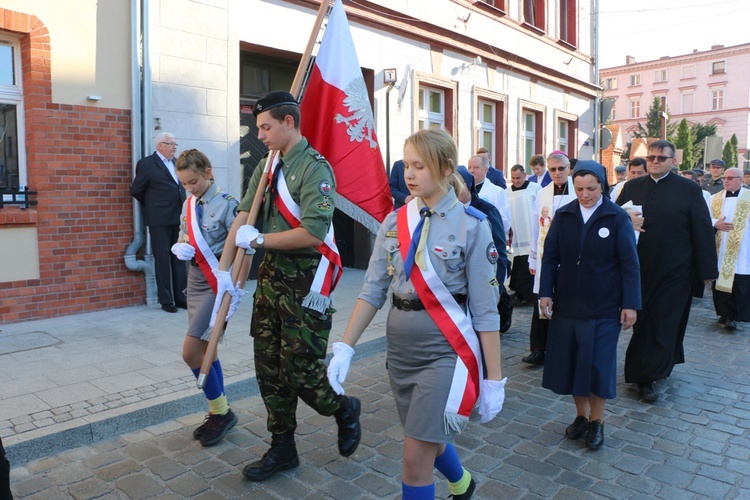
[534,177,574,307]
[186,194,219,293]
[711,188,750,292]
[267,153,343,313]
[397,198,482,432]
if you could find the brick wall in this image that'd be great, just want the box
[0,9,145,323]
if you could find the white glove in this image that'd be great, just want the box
[235,225,260,250]
[327,342,355,395]
[227,286,249,323]
[478,377,507,423]
[209,269,237,328]
[171,242,195,261]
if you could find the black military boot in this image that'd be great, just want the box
[242,431,299,481]
[334,396,361,457]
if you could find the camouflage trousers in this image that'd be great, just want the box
[251,251,341,435]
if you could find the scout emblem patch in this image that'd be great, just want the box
[486,243,499,264]
[319,180,332,197]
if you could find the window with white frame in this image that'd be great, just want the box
[0,37,24,192]
[712,61,726,75]
[628,74,641,86]
[681,65,695,79]
[523,111,536,167]
[418,86,445,130]
[610,101,617,121]
[629,98,640,119]
[681,92,694,114]
[711,88,724,111]
[478,100,496,159]
[654,69,667,83]
[557,119,569,154]
[603,77,617,90]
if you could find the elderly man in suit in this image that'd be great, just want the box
[130,132,188,313]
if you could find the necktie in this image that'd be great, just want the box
[196,199,203,221]
[266,159,283,222]
[403,207,433,280]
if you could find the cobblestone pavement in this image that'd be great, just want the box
[8,291,750,499]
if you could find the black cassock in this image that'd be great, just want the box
[617,173,717,384]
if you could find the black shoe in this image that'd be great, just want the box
[453,477,476,499]
[565,415,589,440]
[242,432,299,481]
[198,409,238,447]
[718,316,727,325]
[638,381,658,403]
[161,304,178,313]
[513,296,531,307]
[726,320,738,331]
[500,309,513,333]
[175,301,188,309]
[193,414,210,441]
[522,350,545,365]
[585,420,604,449]
[334,396,362,457]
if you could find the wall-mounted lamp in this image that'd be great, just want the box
[86,95,102,101]
[384,68,397,85]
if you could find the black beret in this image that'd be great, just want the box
[253,91,298,117]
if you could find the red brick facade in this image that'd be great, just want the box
[0,9,144,322]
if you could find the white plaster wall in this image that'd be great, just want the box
[229,0,595,179]
[149,0,240,198]
[1,0,131,109]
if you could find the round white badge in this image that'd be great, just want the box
[598,227,610,238]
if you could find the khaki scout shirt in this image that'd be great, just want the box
[238,137,335,255]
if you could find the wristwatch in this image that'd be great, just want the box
[255,233,265,248]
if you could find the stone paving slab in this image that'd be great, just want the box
[0,270,387,449]
[7,293,750,498]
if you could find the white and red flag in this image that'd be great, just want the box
[300,0,393,233]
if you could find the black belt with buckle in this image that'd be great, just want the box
[191,253,222,267]
[391,294,466,311]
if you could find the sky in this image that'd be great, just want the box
[598,0,750,69]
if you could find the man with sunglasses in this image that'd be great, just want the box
[524,150,575,365]
[616,140,717,402]
[709,168,750,332]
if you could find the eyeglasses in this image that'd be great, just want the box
[724,176,741,180]
[159,142,178,147]
[548,166,568,172]
[646,155,673,163]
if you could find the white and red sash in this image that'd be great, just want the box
[187,195,219,293]
[397,200,483,430]
[268,155,343,313]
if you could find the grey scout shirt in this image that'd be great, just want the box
[179,182,238,255]
[359,188,501,333]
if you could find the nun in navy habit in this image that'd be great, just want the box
[539,161,641,450]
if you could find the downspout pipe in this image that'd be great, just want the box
[124,0,157,305]
[593,0,601,162]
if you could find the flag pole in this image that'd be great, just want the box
[197,0,332,389]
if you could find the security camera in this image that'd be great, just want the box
[474,56,482,66]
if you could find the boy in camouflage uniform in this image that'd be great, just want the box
[214,91,361,482]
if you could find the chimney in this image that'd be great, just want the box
[693,49,698,53]
[626,55,636,65]
[711,44,724,50]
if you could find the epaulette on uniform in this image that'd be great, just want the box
[465,205,487,221]
[307,149,327,163]
[221,193,236,202]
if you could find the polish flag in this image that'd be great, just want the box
[300,0,393,233]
